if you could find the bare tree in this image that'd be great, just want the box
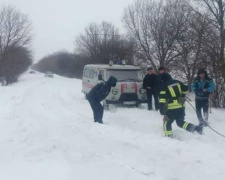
[123,0,190,72]
[0,5,33,84]
[189,0,225,107]
[171,8,213,89]
[75,21,135,64]
[2,46,32,85]
[197,0,225,67]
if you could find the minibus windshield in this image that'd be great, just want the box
[107,70,143,82]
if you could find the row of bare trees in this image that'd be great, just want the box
[120,0,225,108]
[0,5,33,85]
[70,0,225,107]
[194,0,225,108]
[34,22,136,79]
[30,0,225,107]
[32,51,89,78]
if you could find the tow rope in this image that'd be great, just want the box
[186,99,225,138]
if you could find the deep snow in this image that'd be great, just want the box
[0,72,225,180]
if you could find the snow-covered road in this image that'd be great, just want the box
[0,72,224,180]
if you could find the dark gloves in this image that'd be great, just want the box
[195,89,202,93]
[159,104,167,115]
[178,97,186,104]
[195,89,203,96]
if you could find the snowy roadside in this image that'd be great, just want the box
[0,72,224,180]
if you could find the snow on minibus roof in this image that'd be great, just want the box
[84,64,141,70]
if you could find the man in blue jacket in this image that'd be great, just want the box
[87,76,117,124]
[191,68,215,127]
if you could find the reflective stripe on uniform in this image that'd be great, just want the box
[167,103,183,109]
[168,87,176,97]
[165,131,173,136]
[167,83,179,87]
[182,122,189,130]
[163,121,166,129]
[160,91,166,95]
[182,90,188,95]
[163,121,173,136]
[177,84,182,94]
[159,99,166,103]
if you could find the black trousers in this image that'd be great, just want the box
[88,99,104,123]
[195,99,209,123]
[146,89,159,110]
[164,108,195,137]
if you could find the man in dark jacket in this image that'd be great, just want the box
[156,66,166,94]
[143,67,159,110]
[87,76,117,124]
[159,73,202,137]
[191,68,215,127]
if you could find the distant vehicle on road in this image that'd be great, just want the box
[29,70,36,74]
[45,71,54,78]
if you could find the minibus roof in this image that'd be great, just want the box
[84,64,141,70]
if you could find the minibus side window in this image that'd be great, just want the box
[89,69,95,79]
[84,68,89,77]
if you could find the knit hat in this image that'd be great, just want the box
[158,66,165,71]
[147,67,153,71]
[197,68,206,75]
[107,76,117,87]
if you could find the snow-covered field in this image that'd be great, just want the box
[0,71,225,180]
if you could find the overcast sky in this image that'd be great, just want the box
[0,0,134,62]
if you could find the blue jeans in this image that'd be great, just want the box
[195,99,209,124]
